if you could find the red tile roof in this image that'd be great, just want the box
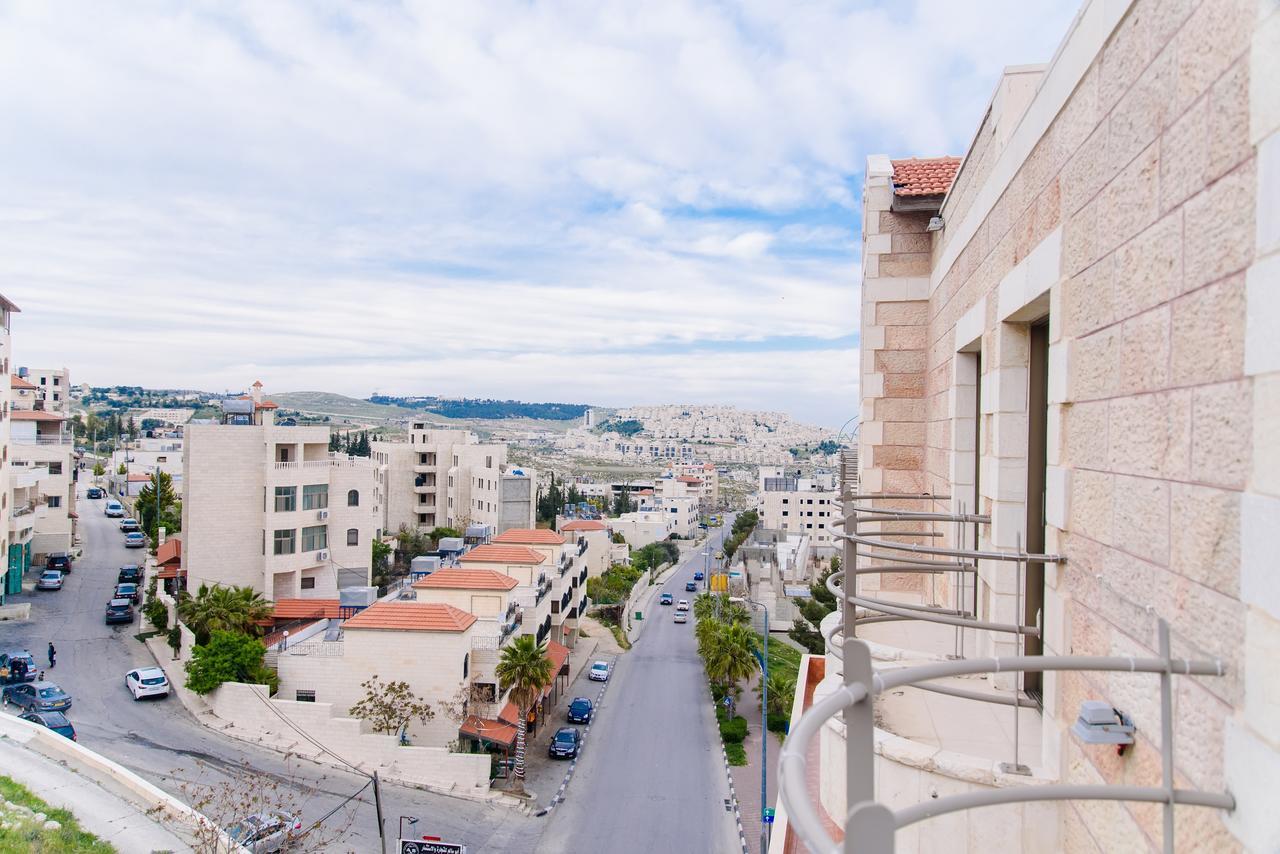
[560,520,607,532]
[413,568,518,591]
[459,544,546,565]
[342,601,476,632]
[10,375,37,390]
[677,476,704,484]
[127,473,152,482]
[11,410,65,422]
[256,401,279,410]
[459,714,516,748]
[156,565,186,580]
[493,528,565,545]
[156,539,182,566]
[891,156,962,197]
[273,598,342,620]
[546,640,570,676]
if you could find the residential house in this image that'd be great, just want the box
[491,528,589,648]
[16,367,70,414]
[755,467,838,557]
[457,542,555,647]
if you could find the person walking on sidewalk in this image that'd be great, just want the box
[47,643,56,669]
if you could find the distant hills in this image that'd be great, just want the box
[368,395,589,421]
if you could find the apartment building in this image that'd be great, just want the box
[372,427,535,536]
[490,528,589,647]
[0,298,15,601]
[456,542,556,647]
[182,383,381,600]
[777,2,1279,852]
[755,467,838,556]
[9,410,75,561]
[664,462,721,507]
[16,367,70,414]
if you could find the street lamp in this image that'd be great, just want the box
[398,815,418,840]
[731,594,771,854]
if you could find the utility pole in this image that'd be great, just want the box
[371,771,387,854]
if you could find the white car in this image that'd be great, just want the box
[674,611,688,624]
[124,667,170,700]
[588,660,611,682]
[676,599,690,612]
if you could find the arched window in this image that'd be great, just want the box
[346,528,358,546]
[347,489,359,507]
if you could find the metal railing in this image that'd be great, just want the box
[777,622,1234,854]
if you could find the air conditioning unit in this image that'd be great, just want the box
[317,510,329,520]
[316,550,329,561]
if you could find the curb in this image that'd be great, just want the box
[536,653,617,818]
[721,742,749,854]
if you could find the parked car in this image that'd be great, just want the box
[693,570,704,581]
[674,611,688,624]
[547,726,580,759]
[567,697,593,724]
[676,599,690,612]
[124,667,171,700]
[86,487,104,499]
[117,565,143,584]
[3,681,72,713]
[46,552,72,573]
[659,593,673,606]
[104,501,124,517]
[588,660,611,682]
[105,598,135,624]
[114,582,141,604]
[0,650,37,683]
[226,811,302,853]
[36,570,64,591]
[124,532,146,549]
[19,710,76,740]
[685,581,698,592]
[119,518,141,532]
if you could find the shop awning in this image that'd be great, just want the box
[460,715,516,749]
[156,566,186,580]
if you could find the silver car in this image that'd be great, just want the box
[36,570,64,591]
[226,811,303,853]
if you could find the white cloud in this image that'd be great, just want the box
[0,0,1077,425]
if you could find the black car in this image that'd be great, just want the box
[548,726,580,759]
[114,582,141,604]
[86,487,104,499]
[117,565,144,584]
[567,697,593,724]
[105,598,135,624]
[685,581,698,592]
[46,552,72,574]
[19,710,76,740]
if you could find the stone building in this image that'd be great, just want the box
[777,0,1279,851]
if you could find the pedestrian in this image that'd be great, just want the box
[47,643,56,669]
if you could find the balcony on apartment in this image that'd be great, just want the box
[413,453,439,473]
[9,461,52,490]
[413,473,437,494]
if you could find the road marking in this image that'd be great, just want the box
[538,653,618,817]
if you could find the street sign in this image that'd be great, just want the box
[723,696,732,708]
[400,840,465,854]
[763,808,776,823]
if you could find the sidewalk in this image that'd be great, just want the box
[0,732,195,852]
[731,670,780,854]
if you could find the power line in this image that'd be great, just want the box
[242,682,364,775]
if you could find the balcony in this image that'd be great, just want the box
[273,456,373,471]
[535,576,552,604]
[557,551,572,577]
[576,538,588,557]
[11,433,73,446]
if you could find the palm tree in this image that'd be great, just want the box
[495,635,554,794]
[704,621,759,696]
[760,671,797,717]
[177,584,274,645]
[692,593,719,623]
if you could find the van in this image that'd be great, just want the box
[104,501,124,518]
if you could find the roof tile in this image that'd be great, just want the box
[560,520,607,532]
[343,601,476,632]
[458,544,546,565]
[493,528,565,545]
[413,568,518,591]
[891,156,962,197]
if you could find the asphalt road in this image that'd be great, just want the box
[3,479,541,853]
[536,518,742,854]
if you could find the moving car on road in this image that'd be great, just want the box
[226,811,302,853]
[105,598,135,625]
[36,570,64,591]
[117,565,144,584]
[19,710,76,740]
[125,667,171,700]
[104,501,124,517]
[114,582,141,604]
[659,593,673,605]
[124,531,146,549]
[0,650,37,683]
[676,599,690,612]
[3,681,72,713]
[548,726,581,759]
[588,660,611,682]
[674,611,688,624]
[693,570,704,581]
[86,486,104,499]
[119,518,141,532]
[46,552,73,573]
[567,697,593,724]
[685,581,698,592]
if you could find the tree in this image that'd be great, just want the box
[177,584,273,646]
[92,462,105,478]
[185,631,274,695]
[759,671,796,717]
[495,635,554,793]
[126,415,138,440]
[370,539,393,588]
[348,676,435,740]
[137,471,181,541]
[702,621,759,696]
[117,463,127,475]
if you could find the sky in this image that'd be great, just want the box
[0,1,1078,427]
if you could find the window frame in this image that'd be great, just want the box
[302,484,329,510]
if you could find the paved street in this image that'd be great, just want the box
[536,521,742,854]
[2,479,542,853]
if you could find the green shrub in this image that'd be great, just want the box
[767,712,790,734]
[725,742,748,766]
[185,630,275,695]
[719,714,748,744]
[143,597,168,632]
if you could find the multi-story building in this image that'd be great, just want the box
[16,367,70,414]
[372,427,535,536]
[777,2,1279,852]
[755,467,838,556]
[664,462,721,508]
[456,542,555,647]
[182,383,381,600]
[9,410,75,562]
[490,528,590,648]
[0,297,15,601]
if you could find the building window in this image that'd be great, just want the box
[302,484,328,510]
[273,529,296,555]
[296,690,316,702]
[301,577,316,590]
[49,461,62,475]
[301,525,328,552]
[346,528,358,546]
[274,486,296,512]
[463,653,469,679]
[347,489,359,507]
[486,456,492,468]
[48,496,61,508]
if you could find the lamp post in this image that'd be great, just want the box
[398,815,418,841]
[731,594,771,854]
